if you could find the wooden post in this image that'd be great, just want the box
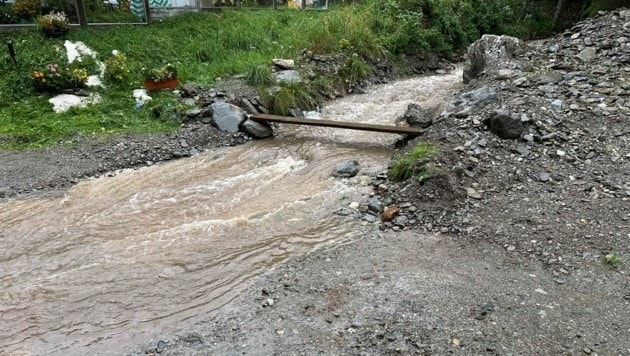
[300,0,304,8]
[74,0,88,27]
[143,0,152,23]
[250,114,425,136]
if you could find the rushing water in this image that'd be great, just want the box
[0,70,462,355]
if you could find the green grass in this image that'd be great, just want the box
[390,142,437,182]
[603,252,624,268]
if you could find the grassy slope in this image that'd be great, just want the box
[0,10,328,148]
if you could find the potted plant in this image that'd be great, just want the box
[142,63,178,91]
[37,11,70,38]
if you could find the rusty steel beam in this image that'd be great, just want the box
[250,114,424,136]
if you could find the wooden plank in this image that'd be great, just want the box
[250,114,424,136]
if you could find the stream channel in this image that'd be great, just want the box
[0,69,462,355]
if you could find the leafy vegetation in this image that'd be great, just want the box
[259,82,315,116]
[245,65,275,86]
[390,142,437,181]
[603,252,624,267]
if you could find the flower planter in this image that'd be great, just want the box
[144,78,179,91]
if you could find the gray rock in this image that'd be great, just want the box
[551,99,564,111]
[576,47,598,63]
[548,43,560,53]
[463,34,524,83]
[453,86,498,117]
[211,102,246,133]
[273,59,295,69]
[486,109,524,139]
[238,98,259,115]
[363,214,377,223]
[240,119,273,139]
[333,160,360,178]
[538,172,550,182]
[402,103,438,128]
[537,71,564,84]
[274,70,302,84]
[394,215,409,226]
[367,197,383,213]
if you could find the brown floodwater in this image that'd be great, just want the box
[0,70,462,355]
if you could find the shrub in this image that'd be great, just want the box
[0,6,19,24]
[104,50,130,84]
[30,63,88,92]
[12,0,40,19]
[37,12,70,34]
[338,53,372,86]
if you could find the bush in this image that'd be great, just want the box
[30,63,88,92]
[338,53,372,86]
[0,6,19,24]
[12,0,40,19]
[104,50,130,84]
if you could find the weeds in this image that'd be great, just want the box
[338,53,372,87]
[259,83,314,116]
[603,252,624,268]
[245,65,275,86]
[390,142,437,182]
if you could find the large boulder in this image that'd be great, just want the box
[240,119,273,139]
[463,35,523,84]
[274,70,302,84]
[211,102,246,133]
[486,109,524,139]
[402,103,440,128]
[332,160,360,178]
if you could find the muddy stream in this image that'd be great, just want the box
[0,70,462,355]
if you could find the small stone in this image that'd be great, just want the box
[576,47,597,63]
[538,172,550,182]
[467,187,482,199]
[535,288,548,295]
[272,58,295,69]
[452,338,461,346]
[551,99,563,111]
[349,202,360,209]
[266,298,274,306]
[382,206,400,221]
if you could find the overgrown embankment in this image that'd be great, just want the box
[1,0,622,149]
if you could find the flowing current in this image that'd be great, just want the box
[0,70,462,355]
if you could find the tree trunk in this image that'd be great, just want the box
[553,0,566,30]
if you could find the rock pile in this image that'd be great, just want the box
[373,9,630,270]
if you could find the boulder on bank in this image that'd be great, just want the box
[402,103,440,128]
[463,34,524,84]
[240,119,273,139]
[211,102,246,133]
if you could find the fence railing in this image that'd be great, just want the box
[0,0,326,30]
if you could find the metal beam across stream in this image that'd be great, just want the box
[249,114,424,136]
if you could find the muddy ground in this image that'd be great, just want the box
[2,9,629,356]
